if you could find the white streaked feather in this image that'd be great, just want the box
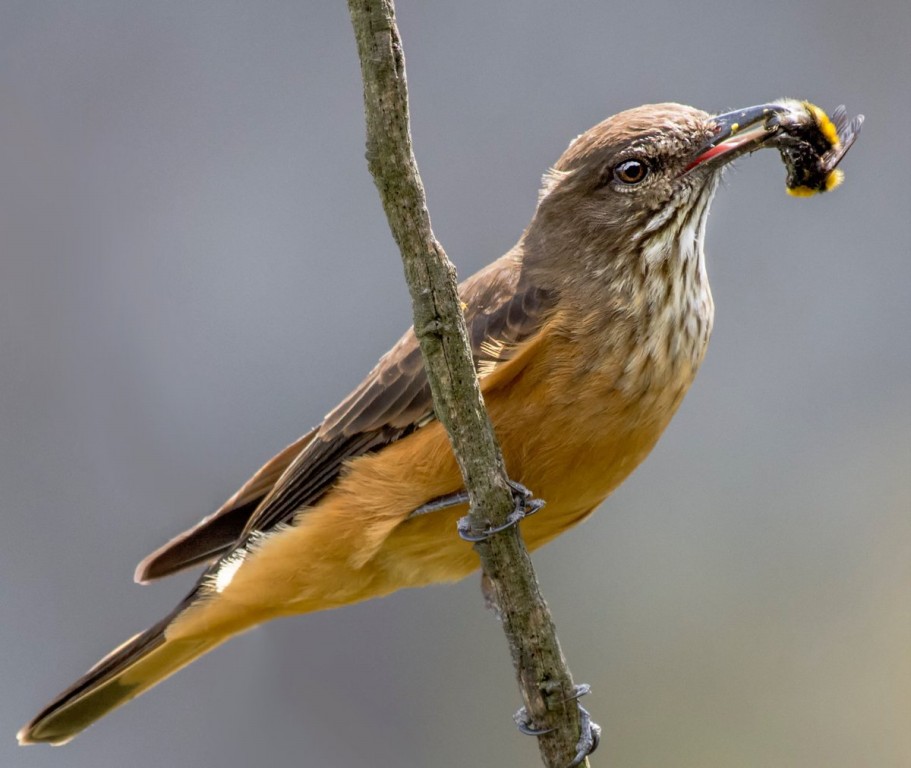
[210,549,248,593]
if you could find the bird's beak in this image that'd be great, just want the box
[685,103,785,172]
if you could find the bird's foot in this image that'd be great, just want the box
[457,481,544,542]
[513,684,601,768]
[567,693,601,768]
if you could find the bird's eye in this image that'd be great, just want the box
[613,159,649,185]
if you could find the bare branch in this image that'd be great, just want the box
[346,1,593,766]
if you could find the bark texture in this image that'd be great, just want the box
[347,2,592,766]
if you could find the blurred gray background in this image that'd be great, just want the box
[1,2,908,767]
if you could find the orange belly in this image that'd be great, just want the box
[184,329,696,631]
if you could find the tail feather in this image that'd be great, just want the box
[18,596,224,746]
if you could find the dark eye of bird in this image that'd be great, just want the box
[613,159,649,185]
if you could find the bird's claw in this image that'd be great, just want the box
[457,481,544,542]
[569,705,601,767]
[513,684,601,768]
[514,706,555,736]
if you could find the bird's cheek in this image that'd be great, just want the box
[585,196,633,229]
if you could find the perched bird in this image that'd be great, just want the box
[19,100,859,746]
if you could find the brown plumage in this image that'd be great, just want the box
[19,100,860,746]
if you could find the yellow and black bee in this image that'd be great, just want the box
[774,102,864,196]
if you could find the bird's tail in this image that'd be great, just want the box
[18,590,247,746]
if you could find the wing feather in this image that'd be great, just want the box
[138,250,555,577]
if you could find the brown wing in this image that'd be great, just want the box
[136,250,555,579]
[134,430,317,582]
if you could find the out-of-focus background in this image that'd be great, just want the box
[1,2,908,767]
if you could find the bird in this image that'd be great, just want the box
[19,100,857,746]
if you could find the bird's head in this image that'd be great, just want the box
[534,103,721,244]
[540,103,714,223]
[529,100,859,267]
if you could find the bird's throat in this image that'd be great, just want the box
[621,182,717,404]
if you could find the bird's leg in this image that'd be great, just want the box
[513,684,601,768]
[409,481,544,539]
[456,481,545,542]
[408,490,470,517]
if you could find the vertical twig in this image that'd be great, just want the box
[346,2,593,766]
